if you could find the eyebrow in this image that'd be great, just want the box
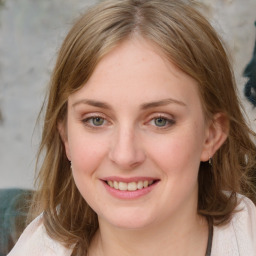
[72,99,112,110]
[140,98,187,109]
[72,98,187,110]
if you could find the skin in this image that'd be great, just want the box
[59,37,228,256]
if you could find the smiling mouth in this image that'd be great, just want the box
[105,180,159,191]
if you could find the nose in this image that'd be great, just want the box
[108,126,146,170]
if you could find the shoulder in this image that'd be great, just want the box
[7,214,73,256]
[212,194,256,256]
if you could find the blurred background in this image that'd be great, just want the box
[0,0,256,190]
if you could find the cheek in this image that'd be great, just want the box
[68,132,108,175]
[147,130,204,175]
[68,135,108,209]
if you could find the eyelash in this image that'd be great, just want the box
[147,115,176,129]
[81,114,176,130]
[82,114,109,128]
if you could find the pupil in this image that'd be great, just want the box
[155,118,166,127]
[93,117,103,126]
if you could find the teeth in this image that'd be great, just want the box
[143,180,149,188]
[137,181,143,189]
[119,182,128,191]
[128,182,137,191]
[108,181,114,188]
[113,181,119,189]
[107,180,155,191]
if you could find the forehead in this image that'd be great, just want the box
[69,37,202,111]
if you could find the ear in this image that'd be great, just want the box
[58,121,71,161]
[200,113,229,162]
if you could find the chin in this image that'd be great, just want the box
[99,209,156,230]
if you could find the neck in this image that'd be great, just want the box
[89,213,209,256]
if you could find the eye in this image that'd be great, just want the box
[148,115,175,129]
[91,117,105,126]
[154,117,168,127]
[82,116,107,127]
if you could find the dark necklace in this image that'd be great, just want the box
[205,223,213,256]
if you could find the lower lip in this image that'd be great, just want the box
[102,181,158,199]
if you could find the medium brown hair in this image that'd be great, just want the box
[30,0,256,254]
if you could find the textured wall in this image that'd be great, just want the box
[0,0,255,189]
[0,0,97,188]
[197,0,256,127]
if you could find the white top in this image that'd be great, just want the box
[211,195,256,256]
[7,195,256,256]
[7,214,73,256]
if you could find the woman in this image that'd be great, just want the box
[8,0,256,255]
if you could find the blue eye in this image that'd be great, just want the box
[91,117,105,126]
[149,116,175,129]
[83,116,106,127]
[154,117,168,127]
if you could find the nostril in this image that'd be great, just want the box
[108,134,146,169]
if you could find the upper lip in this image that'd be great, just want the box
[101,176,160,183]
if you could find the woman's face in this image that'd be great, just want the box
[62,38,212,229]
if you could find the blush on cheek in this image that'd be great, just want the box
[151,139,201,175]
[70,137,105,162]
